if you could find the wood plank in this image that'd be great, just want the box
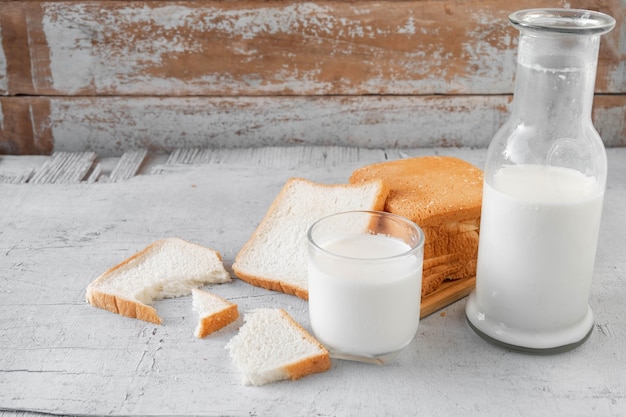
[150,145,402,175]
[0,0,624,96]
[0,155,48,184]
[0,169,32,184]
[1,95,625,156]
[104,150,148,182]
[420,277,476,318]
[29,151,96,183]
[0,98,54,154]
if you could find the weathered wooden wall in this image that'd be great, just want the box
[0,0,625,155]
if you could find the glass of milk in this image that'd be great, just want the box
[307,210,424,364]
[465,9,615,353]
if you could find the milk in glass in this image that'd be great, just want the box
[307,210,424,364]
[309,234,421,357]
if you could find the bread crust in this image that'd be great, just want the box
[349,156,483,227]
[196,303,239,338]
[231,272,310,300]
[278,309,331,380]
[86,240,166,324]
[422,254,463,296]
[87,291,163,324]
[284,352,332,381]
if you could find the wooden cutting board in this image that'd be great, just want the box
[420,277,476,318]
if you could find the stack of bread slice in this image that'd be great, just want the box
[349,156,483,296]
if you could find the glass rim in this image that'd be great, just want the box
[509,8,616,35]
[307,210,425,262]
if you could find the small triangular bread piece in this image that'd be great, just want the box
[86,238,230,324]
[225,308,331,386]
[192,288,239,338]
[233,178,389,300]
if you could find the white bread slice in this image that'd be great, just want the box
[232,177,389,300]
[86,238,230,324]
[192,288,239,338]
[225,308,331,386]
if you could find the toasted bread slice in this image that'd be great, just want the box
[86,238,230,324]
[350,156,483,227]
[225,308,331,386]
[232,178,389,300]
[192,288,239,338]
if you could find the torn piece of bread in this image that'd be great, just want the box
[86,238,230,324]
[349,156,483,296]
[225,308,331,386]
[192,288,239,338]
[232,177,389,300]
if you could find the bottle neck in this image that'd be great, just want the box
[510,31,601,130]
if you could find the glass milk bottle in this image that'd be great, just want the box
[465,9,615,353]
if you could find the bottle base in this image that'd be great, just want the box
[465,291,594,354]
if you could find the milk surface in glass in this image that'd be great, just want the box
[308,233,422,357]
[475,164,603,334]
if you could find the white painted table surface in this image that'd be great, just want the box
[1,146,625,417]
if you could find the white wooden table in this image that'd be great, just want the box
[1,146,625,417]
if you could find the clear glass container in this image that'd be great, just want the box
[465,9,615,353]
[308,211,424,364]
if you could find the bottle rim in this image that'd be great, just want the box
[509,8,616,35]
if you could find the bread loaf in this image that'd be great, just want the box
[350,156,483,296]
